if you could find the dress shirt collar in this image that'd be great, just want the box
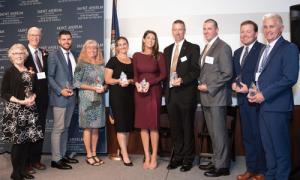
[244,40,256,52]
[28,44,39,55]
[206,36,218,46]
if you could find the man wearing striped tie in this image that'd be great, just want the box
[248,13,299,180]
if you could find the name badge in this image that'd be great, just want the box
[205,56,214,64]
[180,56,187,62]
[37,72,46,79]
[255,72,260,81]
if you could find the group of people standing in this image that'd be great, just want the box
[0,12,298,180]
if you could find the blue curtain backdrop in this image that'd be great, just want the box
[0,0,106,154]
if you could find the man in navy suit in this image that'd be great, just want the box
[248,14,299,180]
[48,30,78,170]
[232,20,266,180]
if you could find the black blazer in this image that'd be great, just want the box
[24,47,49,106]
[163,40,200,104]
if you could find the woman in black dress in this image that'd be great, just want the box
[0,44,43,180]
[105,37,134,166]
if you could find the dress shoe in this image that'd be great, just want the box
[123,161,133,166]
[237,171,255,180]
[22,173,35,179]
[26,166,36,174]
[252,174,265,180]
[62,156,79,164]
[32,162,46,170]
[199,162,215,171]
[180,164,193,172]
[51,160,72,170]
[167,161,182,170]
[204,168,230,177]
[10,174,24,180]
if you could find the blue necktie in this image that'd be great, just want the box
[258,45,270,73]
[66,52,73,81]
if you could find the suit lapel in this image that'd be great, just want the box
[241,42,258,70]
[261,37,284,73]
[166,44,174,74]
[235,48,243,71]
[201,38,220,73]
[176,40,187,69]
[57,48,70,73]
[26,47,39,73]
[206,37,220,57]
[255,45,266,73]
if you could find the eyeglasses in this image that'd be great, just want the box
[12,52,25,55]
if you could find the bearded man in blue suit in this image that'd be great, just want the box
[232,20,266,180]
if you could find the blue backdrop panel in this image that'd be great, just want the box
[0,0,106,154]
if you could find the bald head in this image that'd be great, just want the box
[27,27,42,48]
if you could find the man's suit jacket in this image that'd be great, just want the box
[256,36,299,112]
[48,48,77,107]
[25,47,49,107]
[199,37,233,106]
[163,40,200,104]
[232,41,264,105]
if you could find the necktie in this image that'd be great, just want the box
[201,44,210,67]
[171,44,179,72]
[240,46,249,67]
[34,50,43,72]
[66,52,73,81]
[258,45,270,72]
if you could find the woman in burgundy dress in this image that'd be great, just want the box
[133,30,166,169]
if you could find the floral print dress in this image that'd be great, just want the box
[0,67,43,144]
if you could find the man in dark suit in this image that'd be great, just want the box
[232,21,266,180]
[248,13,299,180]
[198,19,232,177]
[48,30,78,170]
[24,27,48,175]
[164,19,200,172]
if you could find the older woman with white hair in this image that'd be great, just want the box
[0,43,43,180]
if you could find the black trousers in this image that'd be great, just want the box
[167,91,197,165]
[27,101,48,165]
[11,143,30,180]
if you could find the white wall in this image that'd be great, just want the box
[103,0,300,104]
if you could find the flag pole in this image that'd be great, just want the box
[108,0,122,161]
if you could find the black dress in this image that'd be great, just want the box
[106,57,134,132]
[0,66,43,144]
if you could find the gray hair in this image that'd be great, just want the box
[27,26,42,36]
[262,13,283,25]
[8,43,29,62]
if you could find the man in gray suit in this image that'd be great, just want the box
[198,19,233,177]
[48,30,78,170]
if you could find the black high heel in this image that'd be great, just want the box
[120,153,133,166]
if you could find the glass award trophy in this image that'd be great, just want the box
[235,75,243,88]
[248,82,258,97]
[140,78,148,92]
[95,76,103,89]
[119,71,128,86]
[24,87,33,98]
[170,72,178,81]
